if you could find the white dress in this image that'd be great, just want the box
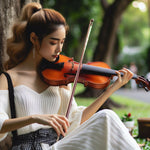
[0,85,140,150]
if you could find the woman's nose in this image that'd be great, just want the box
[56,44,62,53]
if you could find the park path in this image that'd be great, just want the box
[113,88,150,103]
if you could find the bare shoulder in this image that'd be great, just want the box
[0,73,8,90]
[0,70,17,90]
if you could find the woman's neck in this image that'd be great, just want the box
[15,49,42,71]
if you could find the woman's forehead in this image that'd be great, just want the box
[46,25,66,40]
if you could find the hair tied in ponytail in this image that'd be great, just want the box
[37,8,42,11]
[33,7,42,14]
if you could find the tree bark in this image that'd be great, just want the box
[0,0,41,73]
[0,0,21,73]
[93,0,133,65]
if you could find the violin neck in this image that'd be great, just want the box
[81,64,137,79]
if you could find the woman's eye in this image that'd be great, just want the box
[50,42,57,45]
[61,41,65,44]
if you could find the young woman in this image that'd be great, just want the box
[0,2,140,150]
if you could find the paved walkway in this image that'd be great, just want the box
[114,88,150,103]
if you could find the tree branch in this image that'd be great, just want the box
[100,0,109,11]
[110,0,134,17]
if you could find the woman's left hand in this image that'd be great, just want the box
[111,68,133,90]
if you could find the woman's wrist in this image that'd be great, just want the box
[106,83,119,94]
[30,115,38,124]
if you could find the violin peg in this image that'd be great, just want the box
[144,87,149,92]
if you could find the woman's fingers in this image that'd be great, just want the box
[34,114,70,136]
[58,115,70,129]
[52,115,70,136]
[42,114,70,136]
[49,120,61,137]
[114,68,133,87]
[119,68,133,82]
[56,118,68,133]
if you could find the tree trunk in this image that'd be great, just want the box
[93,0,133,65]
[0,0,41,73]
[0,17,4,72]
[0,0,21,73]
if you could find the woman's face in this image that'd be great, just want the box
[38,25,66,62]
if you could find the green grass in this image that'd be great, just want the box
[111,94,150,150]
[74,84,150,149]
[111,94,150,124]
[75,84,150,122]
[76,94,150,126]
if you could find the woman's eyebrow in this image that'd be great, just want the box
[49,37,66,41]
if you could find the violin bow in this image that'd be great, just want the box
[66,19,94,118]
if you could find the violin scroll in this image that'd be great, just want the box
[135,76,150,92]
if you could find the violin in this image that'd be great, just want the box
[39,54,150,91]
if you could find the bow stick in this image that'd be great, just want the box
[66,19,94,118]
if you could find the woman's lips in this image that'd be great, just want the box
[52,55,58,58]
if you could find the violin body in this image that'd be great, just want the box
[40,55,111,89]
[39,55,150,91]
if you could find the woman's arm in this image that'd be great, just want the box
[0,114,70,137]
[81,68,133,124]
[0,116,34,133]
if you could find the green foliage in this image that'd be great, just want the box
[119,3,149,47]
[43,0,150,75]
[121,113,133,122]
[117,1,149,75]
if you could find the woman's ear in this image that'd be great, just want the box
[30,32,38,44]
[30,32,40,50]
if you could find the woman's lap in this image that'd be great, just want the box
[45,109,140,150]
[12,128,63,150]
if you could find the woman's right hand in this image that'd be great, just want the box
[31,114,70,137]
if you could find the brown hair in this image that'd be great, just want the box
[5,2,69,70]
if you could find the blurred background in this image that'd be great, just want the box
[43,0,150,76]
[0,0,150,75]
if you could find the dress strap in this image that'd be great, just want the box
[2,72,17,137]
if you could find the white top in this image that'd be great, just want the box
[0,84,85,141]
